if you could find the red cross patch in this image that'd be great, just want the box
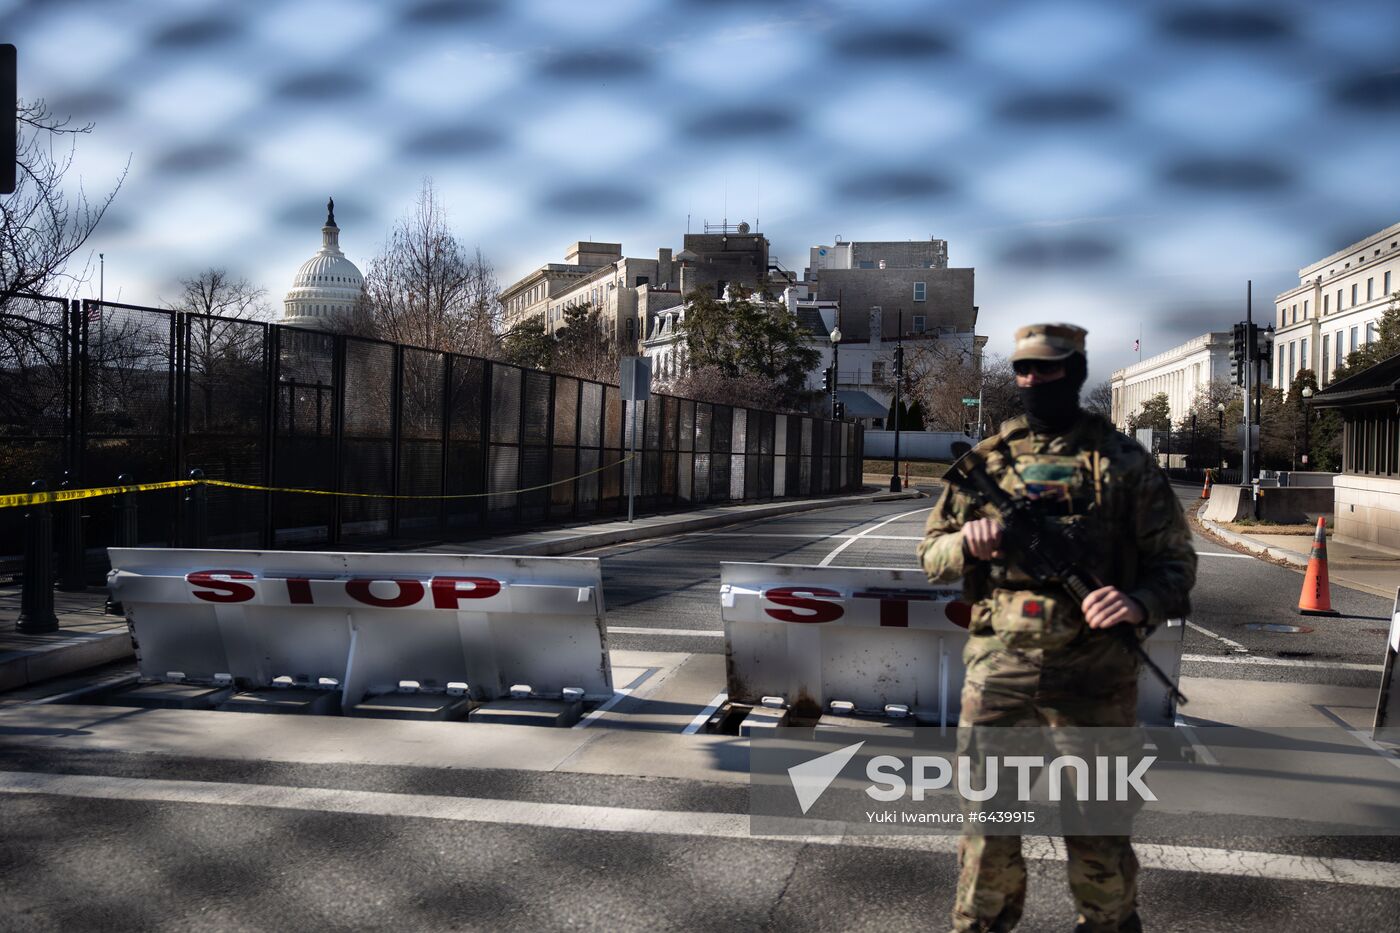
[1021,600,1043,618]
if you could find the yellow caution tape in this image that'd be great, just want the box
[0,455,636,509]
[0,480,197,510]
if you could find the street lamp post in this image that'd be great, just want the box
[890,310,903,493]
[1301,385,1313,468]
[1216,402,1226,472]
[829,326,842,417]
[1189,413,1197,476]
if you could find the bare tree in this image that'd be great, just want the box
[165,267,272,321]
[904,343,1019,435]
[1,99,127,304]
[359,178,500,357]
[1083,379,1113,418]
[164,269,274,434]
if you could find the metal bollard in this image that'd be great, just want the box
[182,468,207,548]
[106,473,137,616]
[16,480,59,634]
[56,470,86,591]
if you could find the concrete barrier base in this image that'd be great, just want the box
[1200,484,1334,525]
[1201,484,1252,522]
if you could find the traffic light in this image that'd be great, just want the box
[833,401,846,421]
[1229,322,1246,386]
[821,366,833,393]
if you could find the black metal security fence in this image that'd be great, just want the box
[1,296,862,575]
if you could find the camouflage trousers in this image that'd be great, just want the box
[951,666,1142,933]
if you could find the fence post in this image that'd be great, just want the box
[56,470,86,591]
[182,468,207,548]
[16,481,59,634]
[106,473,137,615]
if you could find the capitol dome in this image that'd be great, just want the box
[281,197,364,330]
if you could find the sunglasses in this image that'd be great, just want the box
[1012,359,1067,376]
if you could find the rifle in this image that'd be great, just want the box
[943,449,1188,707]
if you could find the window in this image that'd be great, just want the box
[1291,304,1297,324]
[871,361,886,384]
[634,276,649,287]
[1303,299,1309,318]
[1323,294,1329,314]
[1350,326,1359,351]
[858,261,876,269]
[912,315,926,334]
[626,318,634,340]
[1337,288,1343,310]
[1300,337,1308,373]
[1367,322,1376,344]
[913,282,926,302]
[1387,271,1393,294]
[1288,341,1295,379]
[1322,334,1330,380]
[1368,278,1374,301]
[1352,283,1359,305]
[1335,331,1344,366]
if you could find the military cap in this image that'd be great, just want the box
[1009,323,1087,362]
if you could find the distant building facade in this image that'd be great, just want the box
[281,198,364,331]
[1275,220,1400,392]
[1110,333,1234,430]
[800,238,980,424]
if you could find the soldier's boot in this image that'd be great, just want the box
[1065,835,1139,933]
[1073,911,1142,932]
[952,834,1026,932]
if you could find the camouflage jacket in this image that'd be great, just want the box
[918,411,1196,683]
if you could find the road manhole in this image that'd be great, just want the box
[1242,623,1313,634]
[1366,628,1390,636]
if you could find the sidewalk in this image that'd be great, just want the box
[1197,514,1400,601]
[0,489,919,693]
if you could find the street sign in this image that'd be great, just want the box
[620,356,651,402]
[961,397,978,406]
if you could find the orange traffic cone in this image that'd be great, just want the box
[1200,469,1212,499]
[1298,517,1340,616]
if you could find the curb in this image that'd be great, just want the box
[1197,516,1309,568]
[0,626,134,694]
[1195,513,1397,600]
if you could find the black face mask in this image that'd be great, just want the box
[1016,355,1087,434]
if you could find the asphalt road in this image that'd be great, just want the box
[0,489,1396,931]
[597,485,1394,688]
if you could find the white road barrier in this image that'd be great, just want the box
[1374,587,1400,743]
[107,548,612,710]
[720,562,1185,727]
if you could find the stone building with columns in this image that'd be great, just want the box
[1110,332,1235,430]
[1274,220,1400,393]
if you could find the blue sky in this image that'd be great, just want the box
[6,0,1400,382]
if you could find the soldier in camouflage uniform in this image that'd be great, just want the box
[917,323,1196,933]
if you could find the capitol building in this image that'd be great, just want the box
[281,197,364,330]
